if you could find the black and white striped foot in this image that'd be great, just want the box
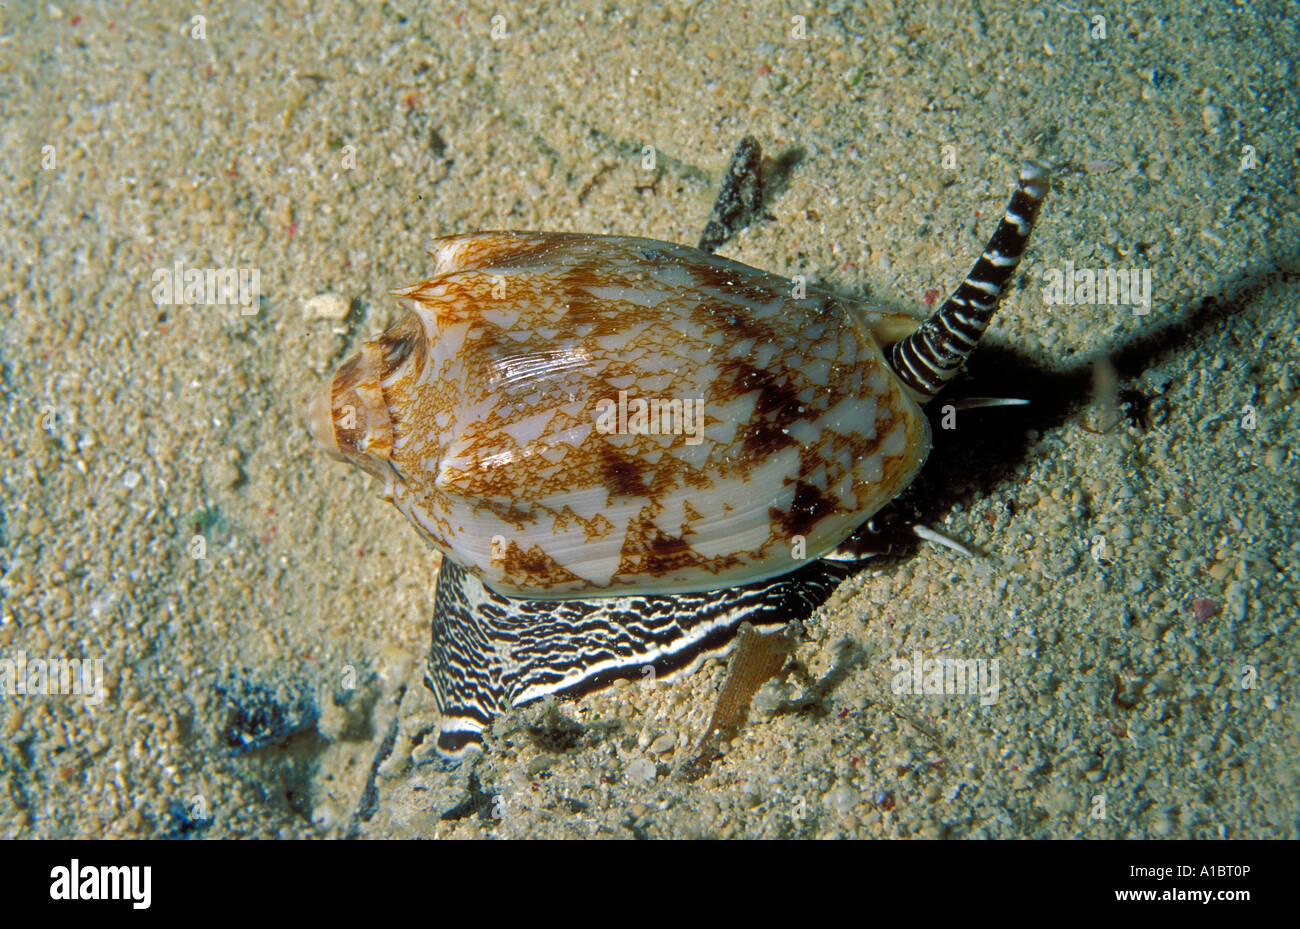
[425,556,850,759]
[890,160,1052,402]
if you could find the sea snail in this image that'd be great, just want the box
[307,138,1051,757]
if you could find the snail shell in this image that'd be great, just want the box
[308,231,930,599]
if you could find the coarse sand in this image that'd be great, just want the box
[1,1,1297,839]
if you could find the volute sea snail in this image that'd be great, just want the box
[308,137,1051,756]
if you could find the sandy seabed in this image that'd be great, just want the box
[1,1,1297,839]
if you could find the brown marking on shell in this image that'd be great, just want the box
[771,480,841,540]
[600,446,651,498]
[722,360,804,459]
[551,507,616,542]
[373,313,423,379]
[494,539,589,591]
[616,513,744,581]
[693,262,785,313]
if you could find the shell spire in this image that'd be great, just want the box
[890,161,1052,401]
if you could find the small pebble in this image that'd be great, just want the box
[1224,582,1248,623]
[302,293,350,321]
[1190,598,1222,620]
[626,758,656,786]
[203,459,242,489]
[824,785,858,815]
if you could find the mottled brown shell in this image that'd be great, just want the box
[309,231,930,599]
